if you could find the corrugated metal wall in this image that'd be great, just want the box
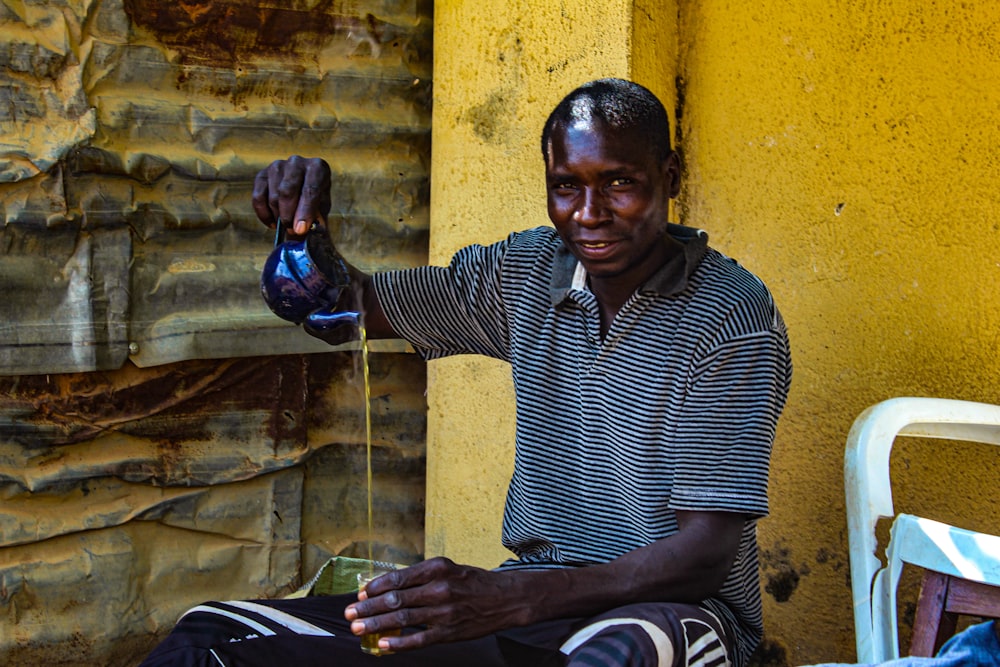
[1,0,431,372]
[0,1,432,664]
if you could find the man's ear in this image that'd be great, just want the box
[663,151,682,199]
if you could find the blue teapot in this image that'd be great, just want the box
[261,225,360,343]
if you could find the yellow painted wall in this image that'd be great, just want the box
[677,2,1000,663]
[428,1,1000,665]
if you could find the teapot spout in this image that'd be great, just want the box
[302,308,362,346]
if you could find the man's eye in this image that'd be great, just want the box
[609,178,633,187]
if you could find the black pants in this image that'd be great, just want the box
[139,594,731,667]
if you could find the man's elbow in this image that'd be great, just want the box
[696,555,739,599]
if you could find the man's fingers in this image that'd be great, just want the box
[377,624,450,653]
[297,159,333,227]
[251,169,275,227]
[250,156,332,237]
[276,156,309,226]
[294,185,323,235]
[352,606,435,641]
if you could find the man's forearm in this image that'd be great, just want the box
[505,510,746,627]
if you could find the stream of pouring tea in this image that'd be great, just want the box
[360,323,374,570]
[358,322,402,656]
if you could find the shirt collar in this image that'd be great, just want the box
[549,223,708,306]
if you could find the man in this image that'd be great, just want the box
[141,78,792,667]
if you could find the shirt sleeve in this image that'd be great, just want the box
[371,237,514,361]
[668,301,793,518]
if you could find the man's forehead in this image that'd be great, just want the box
[544,124,669,182]
[547,118,611,152]
[545,125,592,172]
[546,119,641,160]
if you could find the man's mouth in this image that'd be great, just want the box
[575,239,620,260]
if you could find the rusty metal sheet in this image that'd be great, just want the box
[0,356,311,490]
[0,354,312,663]
[0,350,427,664]
[0,226,131,374]
[0,473,303,666]
[0,0,433,375]
[1,1,433,662]
[0,0,98,183]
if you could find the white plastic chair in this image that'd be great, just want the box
[845,397,1000,663]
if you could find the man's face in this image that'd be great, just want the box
[545,120,679,287]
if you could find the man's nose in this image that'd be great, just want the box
[573,188,608,226]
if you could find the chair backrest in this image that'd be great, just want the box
[844,397,1000,663]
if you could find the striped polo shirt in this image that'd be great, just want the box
[372,224,793,666]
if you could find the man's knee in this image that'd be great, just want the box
[564,622,671,666]
[560,603,730,667]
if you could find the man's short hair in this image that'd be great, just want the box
[541,78,673,163]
